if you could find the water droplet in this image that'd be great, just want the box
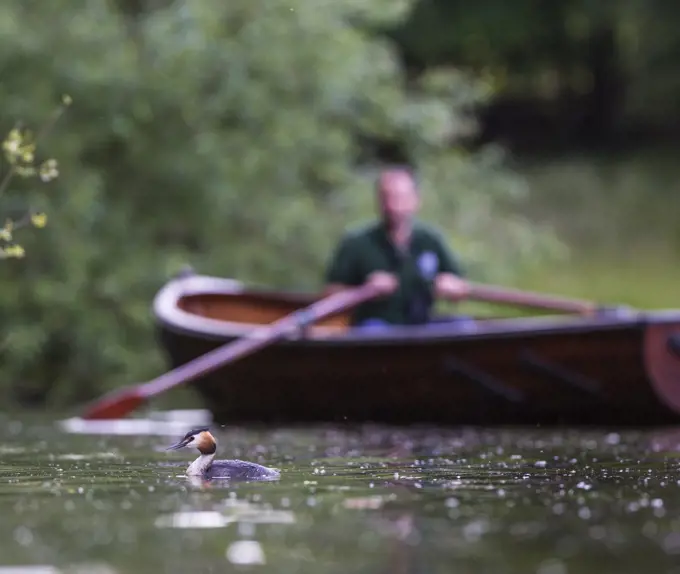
[13,525,33,546]
[226,540,265,565]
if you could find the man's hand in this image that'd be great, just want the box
[366,271,398,295]
[435,273,470,301]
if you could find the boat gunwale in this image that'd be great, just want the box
[153,274,680,347]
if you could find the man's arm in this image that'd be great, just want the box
[433,230,463,277]
[431,231,470,301]
[323,235,361,296]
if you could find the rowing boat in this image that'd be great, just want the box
[152,271,680,426]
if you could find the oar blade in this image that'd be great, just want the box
[81,387,147,420]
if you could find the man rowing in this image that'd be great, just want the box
[323,166,471,329]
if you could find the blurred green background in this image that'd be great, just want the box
[0,0,678,409]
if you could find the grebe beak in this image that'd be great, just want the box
[166,438,190,451]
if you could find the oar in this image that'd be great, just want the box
[81,283,381,420]
[465,282,598,315]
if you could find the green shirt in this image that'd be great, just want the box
[324,220,463,326]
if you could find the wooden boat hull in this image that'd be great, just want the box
[153,273,680,427]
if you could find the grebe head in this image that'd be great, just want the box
[166,427,217,455]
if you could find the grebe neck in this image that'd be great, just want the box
[186,452,215,476]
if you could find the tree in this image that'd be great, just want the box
[0,0,562,407]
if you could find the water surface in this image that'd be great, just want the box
[1,412,680,573]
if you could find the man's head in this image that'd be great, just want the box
[376,167,420,229]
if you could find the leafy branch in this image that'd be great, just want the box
[0,94,71,259]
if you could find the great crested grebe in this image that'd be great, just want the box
[166,427,280,481]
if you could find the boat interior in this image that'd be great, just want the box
[177,291,352,333]
[172,289,574,338]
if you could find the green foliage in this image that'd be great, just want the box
[0,0,561,407]
[393,0,680,124]
[0,99,67,260]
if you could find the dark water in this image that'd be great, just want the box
[2,412,680,573]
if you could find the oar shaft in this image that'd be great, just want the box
[467,283,597,315]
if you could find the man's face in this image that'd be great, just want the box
[377,170,420,227]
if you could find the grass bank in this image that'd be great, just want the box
[509,148,680,309]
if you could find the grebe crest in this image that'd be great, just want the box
[166,427,280,481]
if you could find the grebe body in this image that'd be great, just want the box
[166,427,280,481]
